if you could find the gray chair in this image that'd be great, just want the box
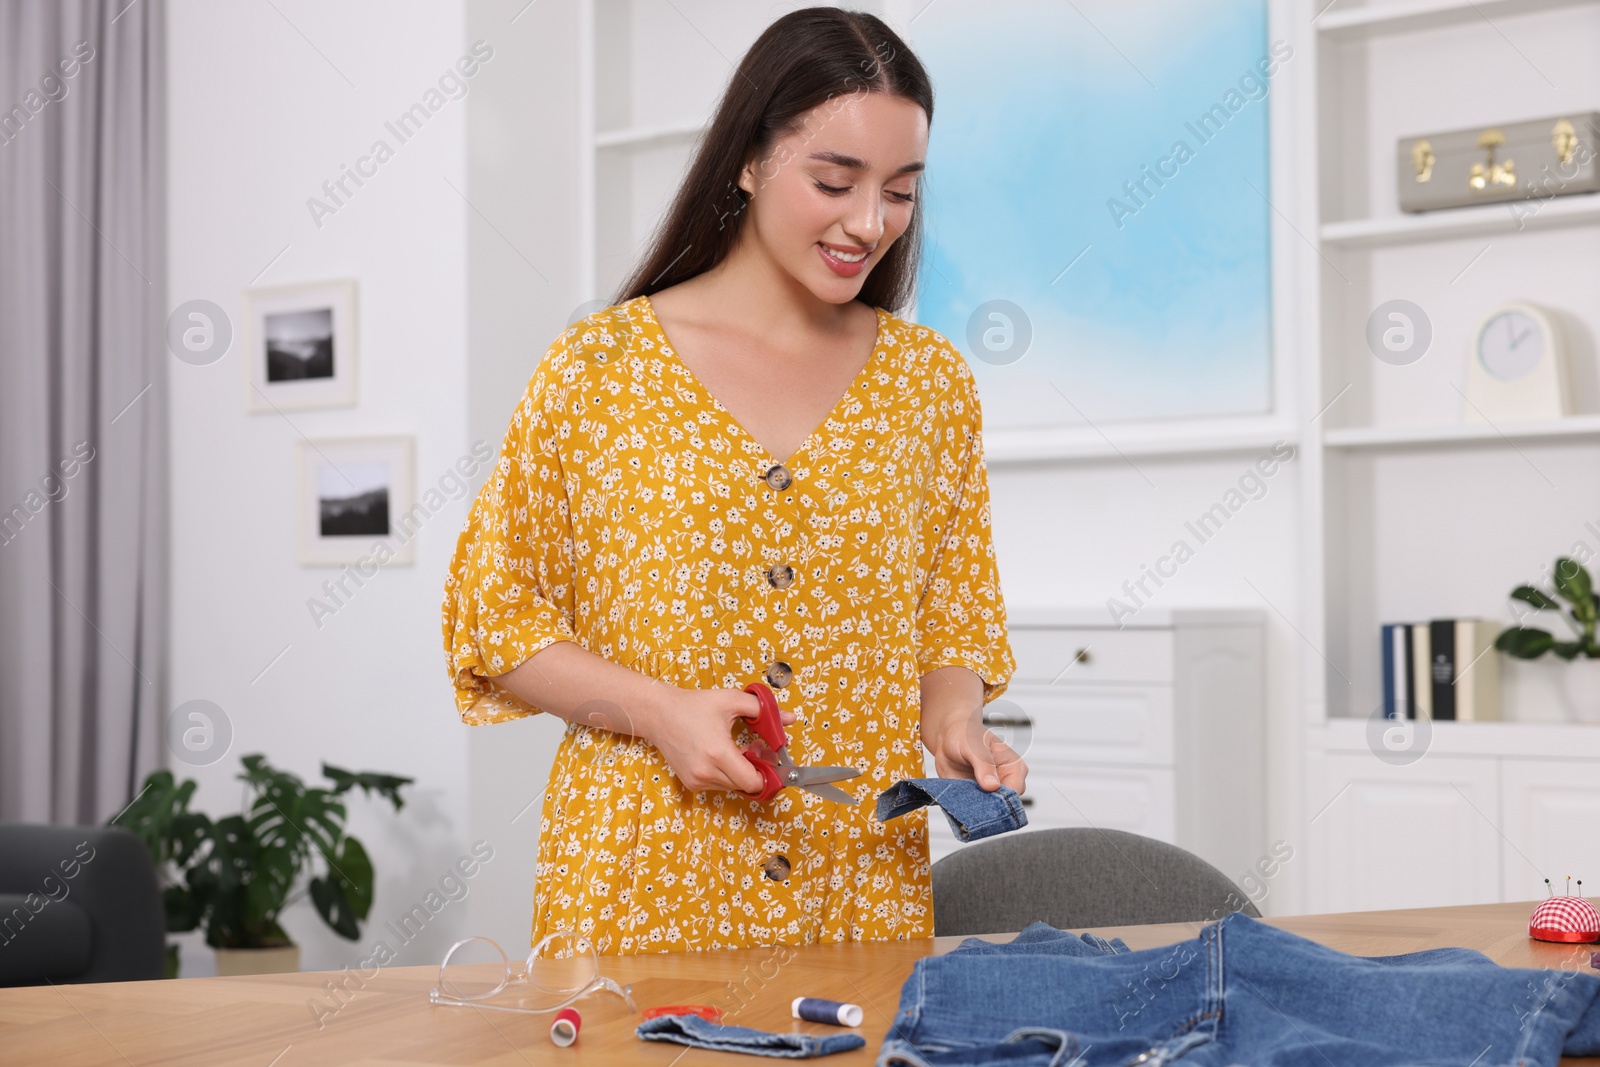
[0,823,166,985]
[931,827,1261,937]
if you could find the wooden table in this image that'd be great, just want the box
[4,901,1599,1065]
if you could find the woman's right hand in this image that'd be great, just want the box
[643,686,798,794]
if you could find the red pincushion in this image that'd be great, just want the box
[1529,896,1600,943]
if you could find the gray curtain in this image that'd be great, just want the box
[0,0,168,824]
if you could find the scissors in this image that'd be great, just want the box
[737,682,860,804]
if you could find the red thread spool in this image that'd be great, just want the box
[550,1007,581,1047]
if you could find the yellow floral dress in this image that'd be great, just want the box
[441,293,1015,955]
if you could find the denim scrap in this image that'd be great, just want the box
[875,778,1027,843]
[876,910,1600,1067]
[637,1014,866,1058]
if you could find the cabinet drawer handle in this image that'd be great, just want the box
[983,714,1033,729]
[1020,795,1035,808]
[1072,647,1091,665]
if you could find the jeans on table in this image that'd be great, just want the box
[876,911,1600,1067]
[875,778,1027,843]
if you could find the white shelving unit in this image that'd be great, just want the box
[593,120,710,152]
[1319,189,1600,247]
[1314,0,1596,40]
[1323,412,1600,450]
[1303,0,1600,715]
[1297,0,1600,912]
[580,0,724,304]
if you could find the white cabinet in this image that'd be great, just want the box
[1007,626,1174,687]
[1308,752,1502,913]
[1500,759,1600,904]
[926,609,1265,889]
[1308,724,1600,912]
[1009,686,1174,767]
[1023,763,1176,840]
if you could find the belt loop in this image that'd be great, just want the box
[995,1027,1081,1067]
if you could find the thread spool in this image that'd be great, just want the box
[792,996,863,1027]
[550,1007,581,1047]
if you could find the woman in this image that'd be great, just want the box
[441,7,1023,956]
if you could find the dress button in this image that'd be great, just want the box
[766,564,795,589]
[763,854,791,881]
[763,464,792,491]
[764,661,792,687]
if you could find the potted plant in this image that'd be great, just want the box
[1495,556,1600,722]
[111,754,413,977]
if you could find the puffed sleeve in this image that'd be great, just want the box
[441,333,580,725]
[912,359,1017,705]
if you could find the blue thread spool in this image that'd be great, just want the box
[792,996,863,1027]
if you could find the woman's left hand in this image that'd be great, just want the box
[927,716,1028,794]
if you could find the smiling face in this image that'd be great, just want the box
[734,90,928,305]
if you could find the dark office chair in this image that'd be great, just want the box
[931,827,1262,937]
[0,823,165,985]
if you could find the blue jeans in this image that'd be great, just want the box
[875,778,1027,843]
[877,912,1600,1066]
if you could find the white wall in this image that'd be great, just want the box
[457,0,588,954]
[165,0,479,975]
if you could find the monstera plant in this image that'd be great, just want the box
[112,754,413,977]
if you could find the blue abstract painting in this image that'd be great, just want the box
[910,0,1280,429]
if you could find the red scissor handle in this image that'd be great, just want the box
[742,682,788,751]
[738,683,788,802]
[739,752,785,802]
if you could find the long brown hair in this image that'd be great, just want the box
[611,7,932,315]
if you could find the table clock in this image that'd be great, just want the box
[1464,300,1569,422]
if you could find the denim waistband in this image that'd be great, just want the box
[875,778,1028,843]
[638,1014,866,1058]
[876,911,1600,1067]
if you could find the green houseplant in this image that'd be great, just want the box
[1496,556,1600,721]
[111,754,413,977]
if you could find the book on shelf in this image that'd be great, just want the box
[1380,622,1412,720]
[1451,618,1502,723]
[1379,618,1501,721]
[1411,623,1430,720]
[1430,618,1456,720]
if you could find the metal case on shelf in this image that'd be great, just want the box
[1396,112,1600,213]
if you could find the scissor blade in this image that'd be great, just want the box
[803,782,859,804]
[790,765,860,787]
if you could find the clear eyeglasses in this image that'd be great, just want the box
[429,929,636,1016]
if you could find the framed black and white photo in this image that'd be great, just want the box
[244,279,358,411]
[295,435,415,566]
